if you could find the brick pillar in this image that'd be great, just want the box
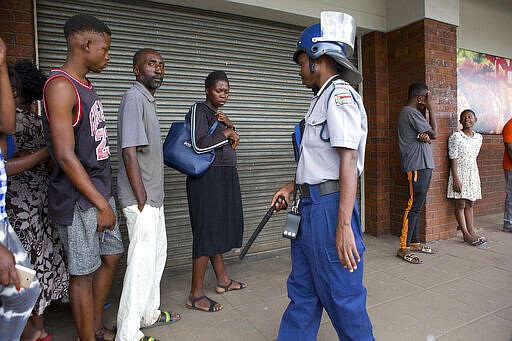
[475,135,506,217]
[423,19,458,240]
[362,19,458,242]
[0,0,35,61]
[362,31,390,236]
[386,21,428,239]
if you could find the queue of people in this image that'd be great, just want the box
[0,8,508,341]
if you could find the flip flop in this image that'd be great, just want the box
[186,295,223,312]
[140,337,160,341]
[418,245,434,254]
[143,310,181,329]
[397,252,422,264]
[410,243,434,254]
[465,239,487,247]
[94,327,115,341]
[215,279,247,294]
[36,333,53,341]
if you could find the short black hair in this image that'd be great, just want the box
[64,14,111,40]
[408,82,428,100]
[460,109,476,119]
[205,70,229,89]
[132,48,159,67]
[9,59,47,104]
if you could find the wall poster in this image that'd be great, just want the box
[457,48,512,134]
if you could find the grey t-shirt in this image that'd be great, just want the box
[117,81,164,208]
[397,106,434,172]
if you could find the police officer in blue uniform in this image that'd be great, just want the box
[271,12,375,340]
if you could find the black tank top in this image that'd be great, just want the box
[42,69,112,225]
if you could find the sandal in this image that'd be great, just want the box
[94,327,116,341]
[186,295,223,312]
[410,243,434,254]
[466,239,487,247]
[36,332,53,341]
[215,279,247,294]
[397,252,422,264]
[143,310,181,329]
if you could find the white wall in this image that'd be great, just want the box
[160,0,387,31]
[159,0,512,59]
[386,0,425,31]
[425,0,459,27]
[458,0,512,58]
[387,0,459,31]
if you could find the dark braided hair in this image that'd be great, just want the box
[9,60,47,105]
[205,70,229,90]
[64,14,111,40]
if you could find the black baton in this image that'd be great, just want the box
[239,195,287,260]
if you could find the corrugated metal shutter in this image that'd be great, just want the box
[36,0,312,268]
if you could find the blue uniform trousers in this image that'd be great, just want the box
[277,185,374,341]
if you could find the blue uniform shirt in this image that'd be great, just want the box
[296,76,367,184]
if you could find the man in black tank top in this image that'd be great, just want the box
[42,15,123,341]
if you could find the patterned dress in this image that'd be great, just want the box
[447,130,483,201]
[5,108,69,316]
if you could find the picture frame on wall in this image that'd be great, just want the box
[457,48,512,134]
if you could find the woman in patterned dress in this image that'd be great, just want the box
[6,60,68,341]
[447,109,487,246]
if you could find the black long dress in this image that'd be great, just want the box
[186,102,244,258]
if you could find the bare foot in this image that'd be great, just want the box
[463,234,479,244]
[20,324,43,341]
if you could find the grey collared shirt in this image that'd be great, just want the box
[296,77,367,185]
[117,81,164,208]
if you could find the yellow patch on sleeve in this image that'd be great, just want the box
[334,90,354,106]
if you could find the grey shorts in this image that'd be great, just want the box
[56,197,124,276]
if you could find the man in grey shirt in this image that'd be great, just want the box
[116,49,180,341]
[397,82,438,264]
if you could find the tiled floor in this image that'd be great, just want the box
[45,213,512,340]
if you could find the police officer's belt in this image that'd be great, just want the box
[299,180,339,198]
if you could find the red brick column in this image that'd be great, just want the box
[362,31,390,236]
[423,19,458,240]
[475,135,506,217]
[0,0,35,61]
[363,19,458,242]
[386,21,428,239]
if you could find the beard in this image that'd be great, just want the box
[139,75,162,90]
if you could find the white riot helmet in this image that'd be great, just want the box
[293,12,362,84]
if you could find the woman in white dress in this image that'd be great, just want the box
[447,109,487,246]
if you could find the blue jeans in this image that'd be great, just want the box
[504,170,512,228]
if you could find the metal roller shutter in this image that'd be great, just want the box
[36,0,312,268]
